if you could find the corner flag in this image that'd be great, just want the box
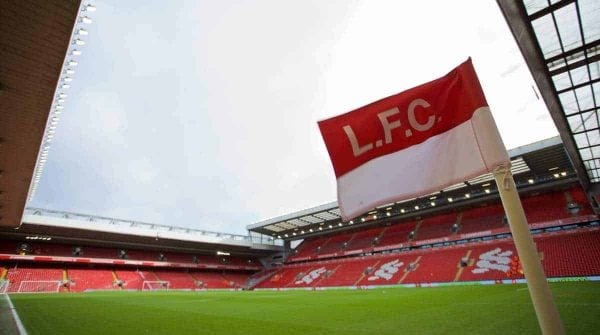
[318,58,509,221]
[318,58,565,334]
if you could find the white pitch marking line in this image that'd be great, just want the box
[4,294,27,335]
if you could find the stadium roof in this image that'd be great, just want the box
[0,0,82,227]
[498,0,600,188]
[0,207,281,257]
[248,136,580,240]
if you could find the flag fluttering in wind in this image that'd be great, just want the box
[318,58,509,220]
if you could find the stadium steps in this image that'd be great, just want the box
[318,237,333,250]
[149,271,160,281]
[411,220,423,240]
[187,271,197,287]
[453,250,472,282]
[62,268,69,292]
[374,228,388,245]
[341,234,357,251]
[188,272,202,288]
[247,268,281,288]
[398,256,421,284]
[112,270,122,290]
[219,273,234,288]
[354,260,381,286]
[454,213,463,234]
[0,266,7,280]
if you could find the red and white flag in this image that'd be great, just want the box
[318,58,509,221]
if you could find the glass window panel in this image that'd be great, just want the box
[579,0,600,44]
[593,83,600,107]
[591,61,600,81]
[575,85,594,110]
[554,3,583,52]
[587,130,600,146]
[524,0,549,16]
[575,132,590,148]
[552,72,571,91]
[570,66,590,86]
[592,145,600,158]
[581,111,599,130]
[567,113,583,132]
[580,147,593,160]
[584,160,593,170]
[532,14,562,59]
[559,90,579,114]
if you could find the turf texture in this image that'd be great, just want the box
[8,282,600,335]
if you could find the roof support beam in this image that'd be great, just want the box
[497,0,591,191]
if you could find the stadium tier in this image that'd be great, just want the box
[256,226,600,289]
[0,241,259,270]
[286,187,594,262]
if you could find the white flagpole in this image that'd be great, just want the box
[493,164,565,335]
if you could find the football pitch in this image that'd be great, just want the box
[5,281,600,335]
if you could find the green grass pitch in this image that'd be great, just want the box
[7,282,600,335]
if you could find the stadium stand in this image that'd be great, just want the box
[67,268,115,292]
[402,248,467,284]
[291,238,325,259]
[376,221,418,248]
[222,272,252,287]
[316,258,378,287]
[1,187,598,292]
[115,270,144,290]
[537,228,600,277]
[345,227,384,251]
[5,267,63,293]
[153,270,196,289]
[191,271,246,289]
[317,233,354,255]
[255,224,600,289]
[458,205,506,234]
[415,213,457,241]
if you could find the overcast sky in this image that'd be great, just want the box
[30,0,558,235]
